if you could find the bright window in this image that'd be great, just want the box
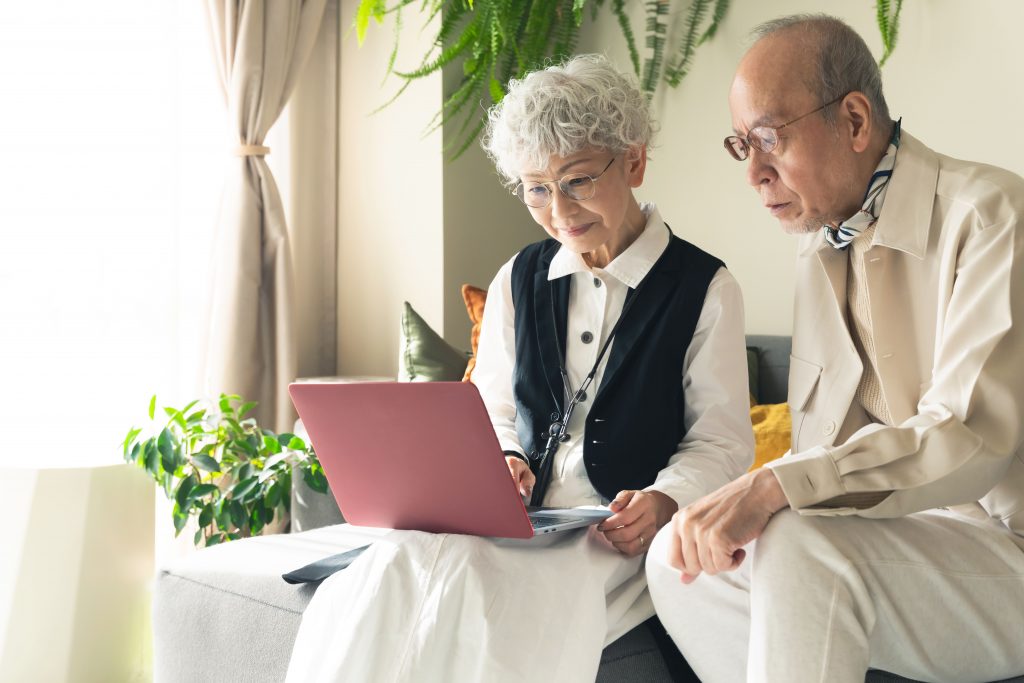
[0,2,227,466]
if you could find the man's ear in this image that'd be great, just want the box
[841,92,874,153]
[626,145,648,187]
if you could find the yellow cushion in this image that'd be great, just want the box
[749,402,791,471]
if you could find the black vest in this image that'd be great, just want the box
[510,233,724,501]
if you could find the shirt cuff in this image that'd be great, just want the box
[766,446,846,510]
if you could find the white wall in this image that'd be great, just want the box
[336,0,445,376]
[336,0,1024,373]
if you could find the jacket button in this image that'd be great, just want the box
[550,412,560,422]
[581,331,594,344]
[823,420,836,435]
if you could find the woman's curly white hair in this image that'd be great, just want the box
[481,54,654,186]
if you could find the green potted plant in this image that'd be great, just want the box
[122,393,329,548]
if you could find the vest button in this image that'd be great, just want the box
[550,412,560,422]
[581,331,594,344]
[823,420,836,435]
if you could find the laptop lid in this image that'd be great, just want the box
[289,381,541,539]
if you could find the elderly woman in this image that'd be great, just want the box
[286,55,752,682]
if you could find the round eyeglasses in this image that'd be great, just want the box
[513,157,616,208]
[724,93,848,161]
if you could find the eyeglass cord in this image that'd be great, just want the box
[534,224,672,484]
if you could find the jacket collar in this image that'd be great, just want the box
[801,129,940,260]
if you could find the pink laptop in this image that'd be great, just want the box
[288,381,611,539]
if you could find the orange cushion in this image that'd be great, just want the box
[461,284,487,382]
[749,402,791,470]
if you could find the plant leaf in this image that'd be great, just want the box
[172,501,188,535]
[249,504,265,535]
[198,502,214,528]
[144,441,160,477]
[158,428,177,474]
[189,483,219,500]
[303,462,329,494]
[175,474,197,509]
[262,434,282,455]
[265,480,283,509]
[191,453,222,473]
[229,500,247,530]
[148,395,157,420]
[122,427,142,458]
[231,476,260,501]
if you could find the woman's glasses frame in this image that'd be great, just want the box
[513,157,617,208]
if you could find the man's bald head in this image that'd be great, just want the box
[745,15,890,129]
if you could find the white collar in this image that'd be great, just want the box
[547,203,670,288]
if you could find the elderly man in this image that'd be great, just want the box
[646,13,1024,683]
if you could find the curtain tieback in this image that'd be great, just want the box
[234,144,270,157]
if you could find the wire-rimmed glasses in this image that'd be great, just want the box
[513,157,616,208]
[723,93,848,161]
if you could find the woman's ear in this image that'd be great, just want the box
[625,145,647,188]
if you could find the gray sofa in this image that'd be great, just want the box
[152,335,1023,682]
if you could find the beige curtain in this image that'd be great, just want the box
[202,0,328,432]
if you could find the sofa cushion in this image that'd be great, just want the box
[398,301,468,382]
[750,402,791,470]
[154,526,681,683]
[153,526,388,683]
[461,284,488,382]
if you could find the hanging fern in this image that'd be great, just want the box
[642,1,669,96]
[876,0,904,66]
[355,0,907,158]
[664,0,712,87]
[354,0,599,157]
[612,0,640,77]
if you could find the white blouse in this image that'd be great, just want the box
[472,204,754,509]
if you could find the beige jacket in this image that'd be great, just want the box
[769,131,1024,539]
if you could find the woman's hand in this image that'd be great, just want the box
[598,490,678,557]
[505,456,536,499]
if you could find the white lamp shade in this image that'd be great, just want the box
[0,463,154,682]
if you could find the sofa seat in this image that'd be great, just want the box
[153,522,1023,683]
[153,524,679,682]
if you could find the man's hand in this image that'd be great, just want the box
[669,468,789,583]
[598,490,678,558]
[505,456,535,499]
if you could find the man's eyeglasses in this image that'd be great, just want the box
[514,157,616,208]
[723,93,847,161]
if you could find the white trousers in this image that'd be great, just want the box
[286,525,652,683]
[646,508,1024,683]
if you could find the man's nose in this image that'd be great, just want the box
[746,148,776,188]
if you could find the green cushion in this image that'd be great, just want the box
[746,346,760,404]
[398,302,469,382]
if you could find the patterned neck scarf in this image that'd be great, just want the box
[823,119,902,250]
